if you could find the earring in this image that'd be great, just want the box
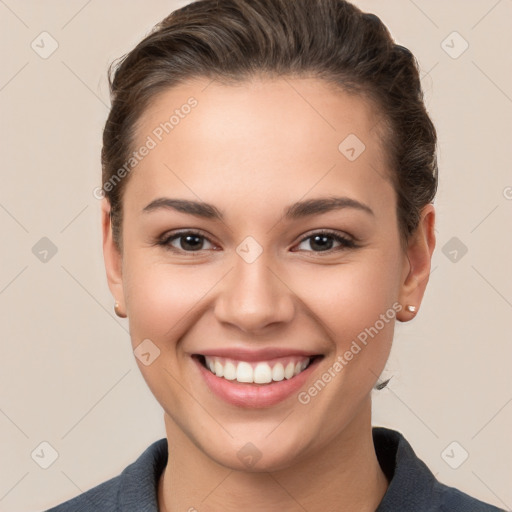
[114,301,127,318]
[406,305,417,314]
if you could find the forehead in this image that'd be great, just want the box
[126,76,392,212]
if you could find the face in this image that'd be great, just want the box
[102,76,434,471]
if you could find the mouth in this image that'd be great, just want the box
[193,354,322,385]
[191,351,324,408]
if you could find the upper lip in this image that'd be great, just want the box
[193,347,321,362]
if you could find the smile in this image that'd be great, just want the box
[192,352,323,408]
[201,355,313,384]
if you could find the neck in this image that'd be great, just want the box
[158,397,388,512]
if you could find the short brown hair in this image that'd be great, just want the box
[102,0,438,252]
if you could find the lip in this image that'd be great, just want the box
[192,353,323,408]
[195,347,318,362]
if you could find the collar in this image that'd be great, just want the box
[111,427,501,511]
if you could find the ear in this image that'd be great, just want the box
[101,198,126,316]
[396,203,436,322]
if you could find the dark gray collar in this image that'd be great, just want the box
[83,427,503,511]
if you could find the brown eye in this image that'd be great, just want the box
[159,231,215,252]
[295,231,356,253]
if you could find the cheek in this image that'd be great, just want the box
[291,249,402,407]
[293,250,402,339]
[121,261,216,417]
[123,261,217,346]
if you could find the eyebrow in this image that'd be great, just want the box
[142,196,374,220]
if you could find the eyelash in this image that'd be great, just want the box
[156,229,358,255]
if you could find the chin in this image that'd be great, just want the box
[198,428,315,473]
[211,445,304,473]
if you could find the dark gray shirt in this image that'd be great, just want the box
[44,427,504,511]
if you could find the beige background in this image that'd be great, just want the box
[0,1,511,510]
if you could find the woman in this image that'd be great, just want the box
[46,0,504,510]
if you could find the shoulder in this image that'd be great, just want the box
[44,474,121,512]
[43,438,168,512]
[433,482,505,512]
[373,427,505,512]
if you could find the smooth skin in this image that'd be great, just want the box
[101,76,436,512]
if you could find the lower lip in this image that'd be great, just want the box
[193,356,321,408]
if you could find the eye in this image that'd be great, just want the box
[158,230,216,253]
[294,230,357,253]
[156,229,357,255]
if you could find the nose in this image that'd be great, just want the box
[213,250,295,334]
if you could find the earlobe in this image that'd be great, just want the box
[101,198,126,315]
[397,204,436,322]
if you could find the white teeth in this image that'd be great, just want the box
[254,363,272,384]
[214,360,224,377]
[236,362,253,383]
[223,361,237,380]
[203,356,311,384]
[284,362,295,379]
[271,363,285,381]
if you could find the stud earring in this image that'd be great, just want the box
[406,305,417,314]
[114,301,127,318]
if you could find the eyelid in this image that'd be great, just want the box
[296,228,355,244]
